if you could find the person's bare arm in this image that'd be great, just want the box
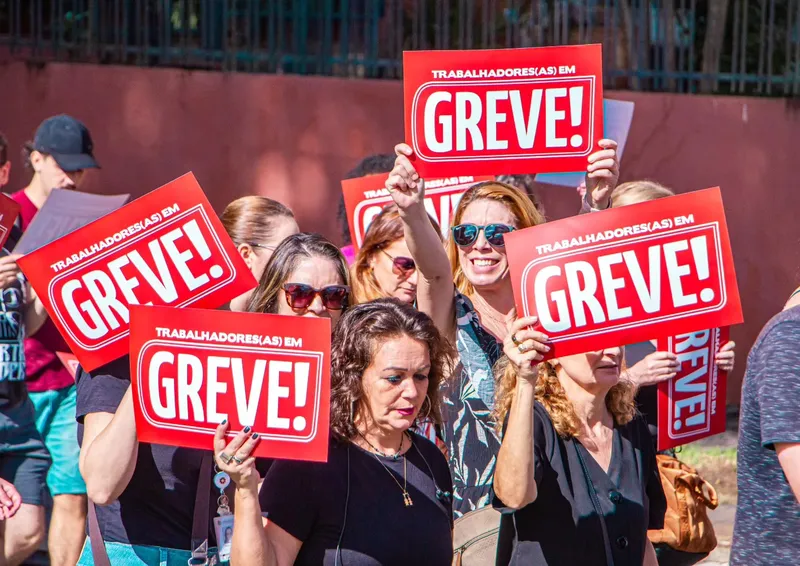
[24,284,48,337]
[643,539,659,566]
[386,144,456,336]
[776,443,800,503]
[79,388,139,504]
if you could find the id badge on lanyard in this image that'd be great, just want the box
[212,468,235,563]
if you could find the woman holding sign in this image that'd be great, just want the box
[384,140,620,517]
[248,233,351,324]
[217,299,454,566]
[492,315,665,566]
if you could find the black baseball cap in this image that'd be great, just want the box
[33,115,100,172]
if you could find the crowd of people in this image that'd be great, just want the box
[0,112,795,566]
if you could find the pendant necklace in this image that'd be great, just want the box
[359,432,413,507]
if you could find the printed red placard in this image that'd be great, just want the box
[657,327,729,451]
[130,305,331,462]
[18,173,258,372]
[404,44,603,178]
[0,194,21,250]
[506,187,743,359]
[342,173,493,250]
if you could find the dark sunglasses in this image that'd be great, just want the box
[451,223,516,247]
[282,283,349,311]
[381,249,416,274]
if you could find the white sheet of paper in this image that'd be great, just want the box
[14,189,130,255]
[535,99,635,187]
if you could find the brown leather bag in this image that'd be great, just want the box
[647,453,719,554]
[452,506,502,566]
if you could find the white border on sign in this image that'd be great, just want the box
[48,205,237,351]
[519,223,727,341]
[410,76,596,162]
[135,339,325,444]
[352,181,476,247]
[665,327,719,440]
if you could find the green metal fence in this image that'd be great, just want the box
[1,1,799,96]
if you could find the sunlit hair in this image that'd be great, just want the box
[447,181,546,296]
[329,299,452,442]
[351,204,441,304]
[493,357,637,438]
[247,232,350,314]
[495,174,546,217]
[220,196,294,247]
[611,180,675,208]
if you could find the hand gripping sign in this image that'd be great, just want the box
[342,173,493,250]
[505,187,743,359]
[404,44,603,178]
[130,305,331,462]
[657,327,729,451]
[18,173,258,372]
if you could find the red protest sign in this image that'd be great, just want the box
[506,187,743,359]
[0,194,21,250]
[18,173,257,372]
[130,305,331,462]
[56,352,80,380]
[656,327,729,451]
[403,44,603,178]
[342,173,493,251]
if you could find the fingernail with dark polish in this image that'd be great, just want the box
[252,433,259,440]
[243,426,251,433]
[221,419,227,425]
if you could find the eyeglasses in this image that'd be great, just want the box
[451,223,516,247]
[381,249,416,275]
[282,283,350,311]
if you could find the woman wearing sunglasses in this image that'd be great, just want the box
[351,203,441,305]
[221,196,299,312]
[248,233,350,325]
[385,140,620,517]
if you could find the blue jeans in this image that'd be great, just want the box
[78,540,223,565]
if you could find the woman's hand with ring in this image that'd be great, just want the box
[503,308,550,384]
[214,421,261,491]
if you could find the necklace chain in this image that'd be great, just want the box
[358,432,413,507]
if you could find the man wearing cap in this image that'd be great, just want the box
[11,115,99,566]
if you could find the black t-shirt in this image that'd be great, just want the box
[0,225,28,409]
[75,356,220,549]
[494,403,666,566]
[260,434,453,566]
[625,341,659,438]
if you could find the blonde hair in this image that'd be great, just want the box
[610,180,675,208]
[221,196,295,246]
[493,357,637,438]
[351,204,440,304]
[448,181,546,296]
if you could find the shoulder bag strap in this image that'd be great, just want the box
[87,501,111,566]
[573,442,615,566]
[87,453,214,566]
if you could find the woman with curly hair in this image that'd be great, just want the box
[492,313,666,566]
[214,299,454,565]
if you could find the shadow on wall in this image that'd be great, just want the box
[1,59,799,405]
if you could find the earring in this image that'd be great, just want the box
[418,394,432,422]
[349,400,356,424]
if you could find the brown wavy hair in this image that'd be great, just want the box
[447,181,546,296]
[493,356,637,438]
[247,233,350,314]
[329,298,452,442]
[351,203,441,304]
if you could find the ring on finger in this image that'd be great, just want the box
[219,452,232,464]
[232,456,244,465]
[518,343,532,354]
[511,333,520,346]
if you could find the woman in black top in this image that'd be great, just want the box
[216,299,454,566]
[492,313,667,566]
